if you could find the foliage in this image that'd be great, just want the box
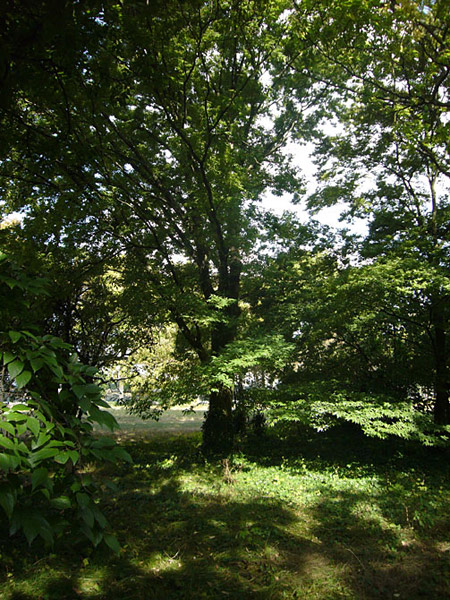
[0,0,325,453]
[268,385,450,446]
[246,233,449,441]
[113,326,208,419]
[285,0,450,424]
[1,0,449,449]
[0,251,131,549]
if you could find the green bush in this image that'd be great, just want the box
[0,251,130,550]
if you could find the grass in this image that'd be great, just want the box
[1,411,450,599]
[100,404,207,438]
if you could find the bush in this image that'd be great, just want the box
[0,251,130,551]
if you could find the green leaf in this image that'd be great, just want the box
[32,468,49,491]
[26,416,41,437]
[17,423,28,437]
[49,364,64,379]
[0,454,20,472]
[23,516,42,546]
[0,490,15,518]
[8,331,22,344]
[104,533,121,554]
[76,492,90,508]
[0,435,15,450]
[50,496,72,510]
[39,488,51,500]
[73,383,99,399]
[30,446,60,465]
[78,397,92,412]
[0,421,15,436]
[81,506,95,528]
[37,519,54,545]
[22,331,38,341]
[90,408,118,431]
[80,523,95,544]
[7,403,29,411]
[16,370,32,389]
[91,437,116,449]
[54,452,71,465]
[30,358,45,373]
[72,384,86,400]
[112,447,133,463]
[31,431,51,450]
[2,352,15,366]
[67,450,80,465]
[81,474,93,486]
[4,412,27,423]
[8,359,24,379]
[93,507,108,529]
[84,366,98,377]
[93,530,103,547]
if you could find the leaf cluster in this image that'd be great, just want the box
[0,253,130,551]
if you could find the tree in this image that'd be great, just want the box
[246,224,450,442]
[1,1,322,453]
[289,0,450,423]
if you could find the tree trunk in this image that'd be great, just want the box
[202,249,241,455]
[202,385,234,455]
[202,312,239,455]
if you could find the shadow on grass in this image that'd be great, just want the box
[242,422,450,470]
[240,423,450,598]
[2,429,450,599]
[309,485,450,599]
[3,490,316,598]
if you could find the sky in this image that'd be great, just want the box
[260,141,368,236]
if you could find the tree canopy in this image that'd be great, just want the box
[1,0,449,465]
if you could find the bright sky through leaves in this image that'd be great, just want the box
[262,140,368,235]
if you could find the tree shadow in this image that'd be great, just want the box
[2,430,450,599]
[1,437,320,599]
[9,491,320,598]
[241,423,450,599]
[309,484,450,599]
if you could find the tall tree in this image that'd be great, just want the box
[290,0,450,423]
[1,1,320,452]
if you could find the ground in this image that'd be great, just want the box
[1,408,450,599]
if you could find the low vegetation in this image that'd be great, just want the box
[1,413,449,600]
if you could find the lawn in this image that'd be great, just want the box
[1,410,450,599]
[98,404,207,439]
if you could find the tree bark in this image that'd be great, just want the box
[202,248,241,455]
[202,385,234,455]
